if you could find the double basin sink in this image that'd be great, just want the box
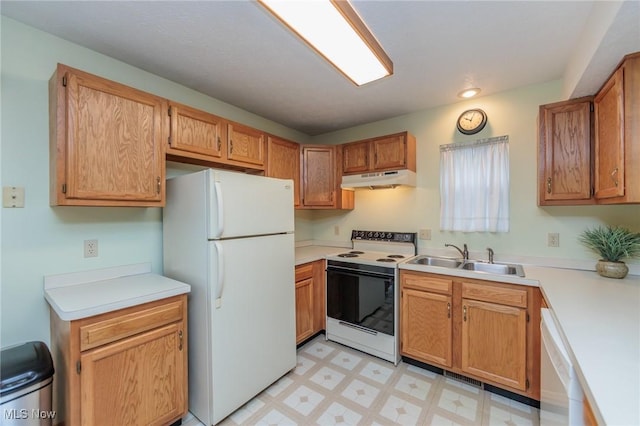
[407,255,525,277]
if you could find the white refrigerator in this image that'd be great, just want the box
[163,168,296,425]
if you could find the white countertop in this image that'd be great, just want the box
[44,263,191,321]
[527,266,640,426]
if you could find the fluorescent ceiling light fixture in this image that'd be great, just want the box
[258,0,393,86]
[458,88,481,98]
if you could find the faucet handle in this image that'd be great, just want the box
[486,247,494,264]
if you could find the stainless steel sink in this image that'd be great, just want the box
[461,261,525,277]
[407,255,462,268]
[406,256,525,277]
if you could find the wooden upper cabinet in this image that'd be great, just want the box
[301,145,354,210]
[342,131,416,175]
[538,97,594,205]
[343,141,371,174]
[595,68,624,199]
[167,101,224,160]
[301,145,335,207]
[226,122,265,167]
[49,64,165,206]
[594,52,640,204]
[372,134,411,170]
[266,136,301,207]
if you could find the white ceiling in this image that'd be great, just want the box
[1,1,639,136]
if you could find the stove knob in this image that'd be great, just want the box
[374,232,379,238]
[386,232,393,239]
[367,231,373,238]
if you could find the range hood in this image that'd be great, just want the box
[341,169,416,189]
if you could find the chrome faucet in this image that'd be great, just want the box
[445,243,469,260]
[487,247,494,264]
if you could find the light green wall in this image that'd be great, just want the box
[308,81,640,265]
[0,17,306,348]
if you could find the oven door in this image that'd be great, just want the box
[326,261,395,336]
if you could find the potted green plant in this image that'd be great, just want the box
[579,225,640,279]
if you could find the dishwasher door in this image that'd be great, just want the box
[540,308,583,426]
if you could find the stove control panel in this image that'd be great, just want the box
[351,230,417,243]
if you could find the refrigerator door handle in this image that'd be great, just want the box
[214,241,225,308]
[213,180,224,238]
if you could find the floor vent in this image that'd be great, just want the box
[443,370,483,388]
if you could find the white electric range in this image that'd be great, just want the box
[325,230,417,364]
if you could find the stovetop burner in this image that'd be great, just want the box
[376,258,397,262]
[337,253,359,258]
[387,254,405,259]
[337,250,366,258]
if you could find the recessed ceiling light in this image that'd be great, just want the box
[458,88,481,98]
[258,0,393,86]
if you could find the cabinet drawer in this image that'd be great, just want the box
[295,263,314,282]
[80,300,184,351]
[462,282,527,308]
[402,272,452,294]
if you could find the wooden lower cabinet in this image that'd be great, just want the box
[401,274,453,367]
[295,260,326,344]
[461,298,527,390]
[50,295,188,426]
[400,271,540,400]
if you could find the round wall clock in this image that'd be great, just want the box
[456,108,487,135]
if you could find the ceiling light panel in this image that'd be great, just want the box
[259,0,393,86]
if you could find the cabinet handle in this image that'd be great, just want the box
[178,330,183,351]
[217,136,221,152]
[546,177,552,194]
[447,302,451,319]
[230,139,233,153]
[611,167,619,187]
[463,305,467,322]
[156,177,161,194]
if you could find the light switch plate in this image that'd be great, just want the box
[3,186,25,208]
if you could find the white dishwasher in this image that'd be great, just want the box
[540,308,584,426]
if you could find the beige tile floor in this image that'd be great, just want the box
[184,335,540,426]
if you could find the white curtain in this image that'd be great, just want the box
[439,135,509,232]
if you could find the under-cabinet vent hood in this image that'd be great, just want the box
[341,169,416,189]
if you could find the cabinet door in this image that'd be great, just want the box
[461,298,527,391]
[56,66,164,205]
[401,288,452,367]
[372,134,407,170]
[227,122,265,167]
[594,68,625,199]
[267,136,300,206]
[342,141,371,174]
[295,278,314,343]
[301,146,335,207]
[168,102,224,159]
[80,322,186,426]
[539,99,593,204]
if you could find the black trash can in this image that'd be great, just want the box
[0,341,55,426]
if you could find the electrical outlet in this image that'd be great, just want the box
[419,229,432,240]
[84,239,98,258]
[547,233,559,247]
[334,225,340,236]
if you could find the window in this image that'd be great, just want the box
[439,135,509,232]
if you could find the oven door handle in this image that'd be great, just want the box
[326,267,394,280]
